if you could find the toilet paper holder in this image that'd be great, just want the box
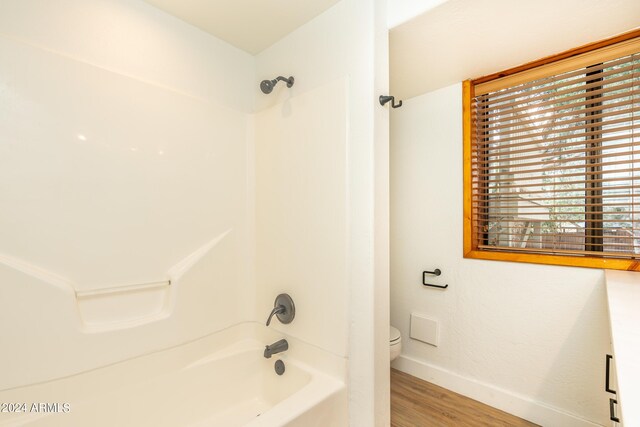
[422,269,448,289]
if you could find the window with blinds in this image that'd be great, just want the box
[463,31,640,270]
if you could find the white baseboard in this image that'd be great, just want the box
[392,355,603,427]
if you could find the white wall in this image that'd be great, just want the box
[254,0,390,424]
[0,0,255,389]
[390,83,613,426]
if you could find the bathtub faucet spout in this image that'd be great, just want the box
[264,339,288,359]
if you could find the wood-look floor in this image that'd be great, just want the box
[391,369,539,427]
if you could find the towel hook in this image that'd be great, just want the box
[379,95,402,108]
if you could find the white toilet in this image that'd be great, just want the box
[390,326,402,362]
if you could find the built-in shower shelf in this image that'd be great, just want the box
[75,280,171,298]
[1,230,231,337]
[76,280,172,333]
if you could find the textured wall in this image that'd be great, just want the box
[390,83,612,426]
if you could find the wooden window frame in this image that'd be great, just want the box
[463,28,640,271]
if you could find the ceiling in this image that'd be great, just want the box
[390,0,640,101]
[387,0,448,29]
[143,0,340,54]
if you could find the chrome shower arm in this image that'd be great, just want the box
[273,76,294,87]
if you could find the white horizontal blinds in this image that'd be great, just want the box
[472,49,640,258]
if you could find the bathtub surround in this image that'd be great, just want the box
[255,0,390,424]
[390,83,612,426]
[0,0,254,389]
[0,323,348,426]
[0,0,389,425]
[0,0,255,113]
[254,78,349,358]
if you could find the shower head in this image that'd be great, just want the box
[260,76,294,94]
[260,79,275,94]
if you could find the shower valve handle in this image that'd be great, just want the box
[266,305,286,326]
[265,293,296,326]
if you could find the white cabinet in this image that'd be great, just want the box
[606,354,621,426]
[605,270,640,427]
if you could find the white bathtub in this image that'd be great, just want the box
[0,323,347,427]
